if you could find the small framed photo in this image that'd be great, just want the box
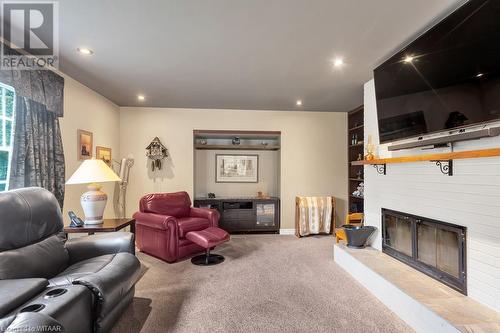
[216,154,258,183]
[96,146,112,166]
[77,130,93,160]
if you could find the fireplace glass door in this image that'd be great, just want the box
[417,223,460,279]
[384,214,412,257]
[382,209,466,294]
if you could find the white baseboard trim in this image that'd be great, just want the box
[279,229,296,235]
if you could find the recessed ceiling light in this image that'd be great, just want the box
[403,55,414,63]
[77,47,94,55]
[333,58,344,67]
[137,95,145,101]
[296,100,303,106]
[476,73,484,78]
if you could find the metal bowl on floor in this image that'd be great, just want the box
[341,225,376,249]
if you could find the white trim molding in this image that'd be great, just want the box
[279,229,296,235]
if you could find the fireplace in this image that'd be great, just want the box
[382,209,467,294]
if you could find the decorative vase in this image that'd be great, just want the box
[365,135,376,160]
[80,183,107,224]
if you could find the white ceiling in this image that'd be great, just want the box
[58,0,466,111]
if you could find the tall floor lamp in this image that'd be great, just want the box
[115,157,134,218]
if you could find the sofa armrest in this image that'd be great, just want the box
[65,232,135,265]
[133,212,179,262]
[74,253,141,321]
[0,279,48,317]
[190,207,220,227]
[133,212,177,230]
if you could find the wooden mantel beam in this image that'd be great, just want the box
[351,148,500,166]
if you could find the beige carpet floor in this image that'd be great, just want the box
[112,235,413,333]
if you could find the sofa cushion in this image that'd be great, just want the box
[177,217,209,238]
[48,254,115,286]
[185,227,230,249]
[0,187,64,252]
[0,233,68,280]
[0,278,49,317]
[1,313,63,333]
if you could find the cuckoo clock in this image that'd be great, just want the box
[145,137,168,171]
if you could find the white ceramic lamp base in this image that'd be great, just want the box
[81,183,107,224]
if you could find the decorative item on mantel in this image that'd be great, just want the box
[365,135,376,161]
[232,137,241,145]
[146,137,169,171]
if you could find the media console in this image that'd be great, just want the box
[194,197,280,233]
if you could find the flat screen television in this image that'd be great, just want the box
[374,0,500,144]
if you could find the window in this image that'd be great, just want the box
[0,83,15,192]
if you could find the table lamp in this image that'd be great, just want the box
[66,159,121,224]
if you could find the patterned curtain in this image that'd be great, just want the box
[9,97,65,207]
[0,44,64,116]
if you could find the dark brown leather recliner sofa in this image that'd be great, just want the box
[0,187,141,333]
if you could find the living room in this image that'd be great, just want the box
[1,0,499,332]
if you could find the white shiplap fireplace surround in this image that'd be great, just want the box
[362,79,500,313]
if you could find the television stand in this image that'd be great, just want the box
[194,197,280,234]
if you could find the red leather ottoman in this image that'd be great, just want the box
[185,227,230,266]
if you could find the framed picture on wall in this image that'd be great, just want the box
[216,154,258,183]
[77,129,93,160]
[96,146,112,166]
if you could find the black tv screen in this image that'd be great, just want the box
[374,0,500,144]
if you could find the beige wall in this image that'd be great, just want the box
[59,75,121,220]
[194,149,280,198]
[120,108,348,229]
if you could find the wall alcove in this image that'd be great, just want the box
[193,130,281,233]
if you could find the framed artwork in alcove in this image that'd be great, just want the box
[215,154,258,183]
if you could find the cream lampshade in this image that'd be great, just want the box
[66,159,121,224]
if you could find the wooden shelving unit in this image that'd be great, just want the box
[347,105,364,214]
[194,144,280,151]
[193,130,281,151]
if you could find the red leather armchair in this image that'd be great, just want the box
[133,191,220,263]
